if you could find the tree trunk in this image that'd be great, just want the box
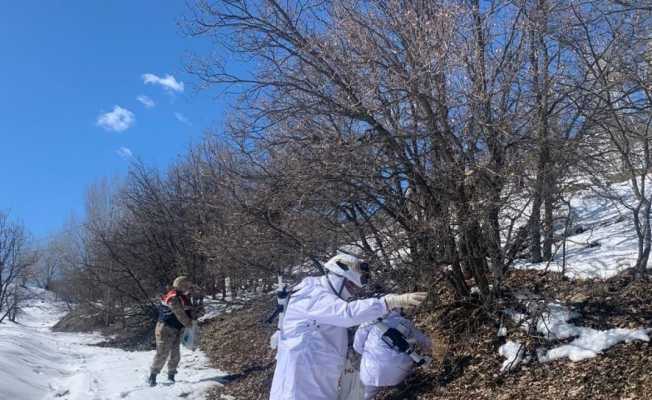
[528,0,552,265]
[8,303,17,322]
[486,194,504,294]
[542,183,554,261]
[443,227,469,298]
[229,277,237,299]
[635,200,652,279]
[459,219,491,299]
[529,190,543,263]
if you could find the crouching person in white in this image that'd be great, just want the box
[353,311,432,399]
[269,253,427,400]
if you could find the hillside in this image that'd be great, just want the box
[514,179,651,280]
[2,183,650,400]
[201,181,652,400]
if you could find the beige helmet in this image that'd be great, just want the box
[172,276,192,292]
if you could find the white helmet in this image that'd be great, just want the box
[323,253,370,288]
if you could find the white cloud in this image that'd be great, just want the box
[96,106,135,132]
[137,95,155,108]
[142,73,184,93]
[116,147,133,159]
[174,112,191,126]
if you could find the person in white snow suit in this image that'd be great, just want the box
[148,276,196,386]
[269,253,428,400]
[353,310,432,399]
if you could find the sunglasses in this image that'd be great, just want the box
[336,260,370,285]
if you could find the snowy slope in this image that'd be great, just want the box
[498,180,652,371]
[0,288,225,400]
[514,180,650,279]
[333,179,651,280]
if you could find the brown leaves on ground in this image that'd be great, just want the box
[200,271,651,400]
[201,295,277,400]
[380,270,652,400]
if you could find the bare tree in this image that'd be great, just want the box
[0,212,37,323]
[183,0,573,303]
[32,233,69,291]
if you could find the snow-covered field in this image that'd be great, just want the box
[0,288,225,400]
[515,180,651,279]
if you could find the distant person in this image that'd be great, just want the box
[148,276,196,386]
[269,253,428,400]
[353,310,432,399]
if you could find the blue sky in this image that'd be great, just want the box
[0,1,236,240]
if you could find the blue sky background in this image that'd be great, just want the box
[0,1,237,240]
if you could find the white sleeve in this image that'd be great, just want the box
[302,291,388,328]
[353,323,374,354]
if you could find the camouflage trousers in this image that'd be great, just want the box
[150,322,182,375]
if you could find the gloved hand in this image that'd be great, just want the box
[383,292,427,310]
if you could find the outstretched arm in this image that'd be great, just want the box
[301,292,387,328]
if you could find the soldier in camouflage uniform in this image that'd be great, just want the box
[148,276,195,386]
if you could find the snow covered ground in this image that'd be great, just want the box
[514,180,651,279]
[0,288,225,400]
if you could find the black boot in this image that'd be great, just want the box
[147,373,157,387]
[167,372,176,383]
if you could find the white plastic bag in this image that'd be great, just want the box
[181,321,200,351]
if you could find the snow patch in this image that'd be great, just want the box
[198,299,234,322]
[503,302,649,366]
[540,327,650,362]
[497,325,507,337]
[499,341,527,371]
